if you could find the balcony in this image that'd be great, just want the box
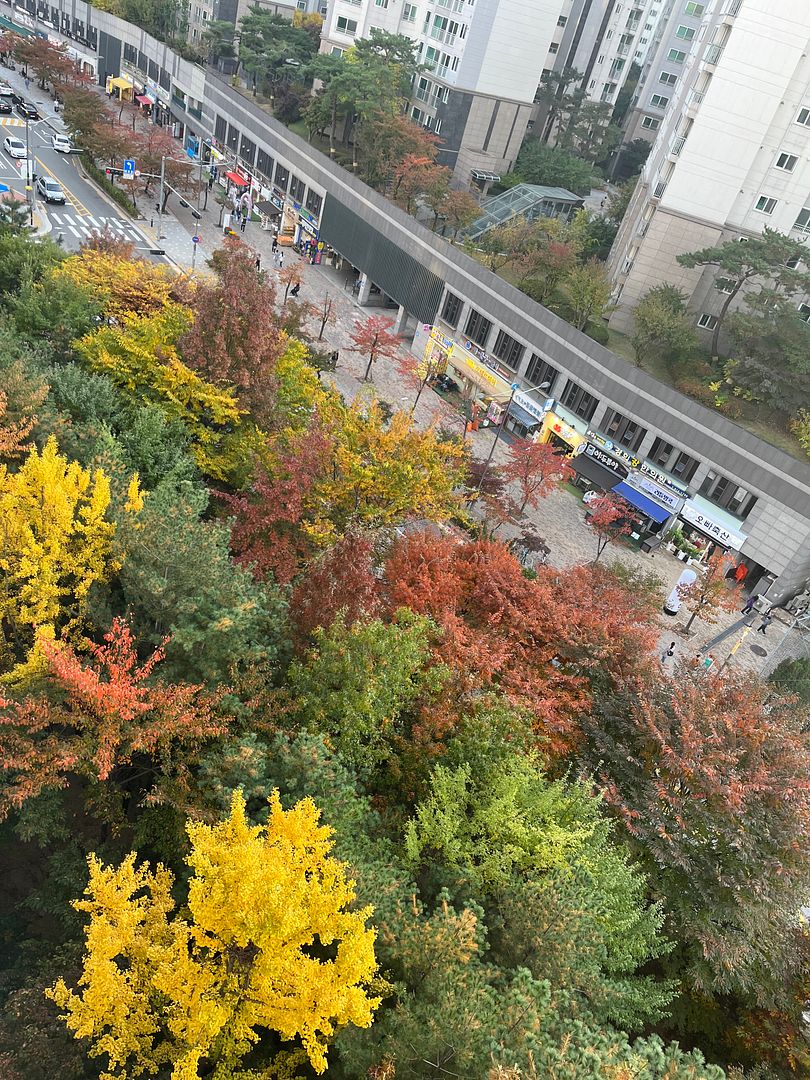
[705,43,724,65]
[653,181,667,199]
[670,135,687,156]
[726,0,742,13]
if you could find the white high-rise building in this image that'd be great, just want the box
[320,0,564,184]
[609,0,810,332]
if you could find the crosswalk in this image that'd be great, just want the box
[48,210,150,245]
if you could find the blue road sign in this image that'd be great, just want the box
[192,235,201,244]
[122,158,135,180]
[0,183,9,193]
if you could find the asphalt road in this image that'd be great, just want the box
[0,62,155,254]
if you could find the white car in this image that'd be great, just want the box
[3,136,26,160]
[51,134,73,154]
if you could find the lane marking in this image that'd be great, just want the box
[66,224,79,237]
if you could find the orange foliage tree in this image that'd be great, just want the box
[0,618,224,817]
[347,315,403,382]
[501,438,573,514]
[585,492,632,562]
[679,550,742,632]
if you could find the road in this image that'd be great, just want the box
[0,62,155,253]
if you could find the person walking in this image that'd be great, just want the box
[290,282,300,298]
[255,255,261,272]
[271,237,278,254]
[660,641,676,670]
[741,593,757,615]
[756,612,773,635]
[240,212,247,233]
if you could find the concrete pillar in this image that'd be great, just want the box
[357,274,372,305]
[392,304,409,335]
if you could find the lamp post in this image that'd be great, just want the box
[24,113,60,228]
[475,379,551,494]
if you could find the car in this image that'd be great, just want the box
[36,175,66,204]
[15,100,39,120]
[0,83,13,97]
[51,133,73,153]
[3,135,26,159]
[431,372,460,394]
[582,489,603,506]
[0,100,11,115]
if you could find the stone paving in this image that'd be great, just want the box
[143,164,810,681]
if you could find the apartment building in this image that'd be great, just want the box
[623,0,705,145]
[608,0,810,333]
[533,0,668,139]
[320,0,563,183]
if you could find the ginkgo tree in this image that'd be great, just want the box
[48,790,381,1079]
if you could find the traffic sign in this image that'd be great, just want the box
[122,158,135,180]
[192,235,201,244]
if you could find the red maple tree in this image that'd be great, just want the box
[347,315,403,382]
[501,438,573,514]
[224,427,333,585]
[289,531,382,642]
[0,618,222,816]
[679,549,742,632]
[584,491,633,562]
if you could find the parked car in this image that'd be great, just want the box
[51,133,73,153]
[3,135,26,159]
[0,99,11,115]
[36,175,66,204]
[0,83,14,97]
[15,100,39,120]
[431,373,460,394]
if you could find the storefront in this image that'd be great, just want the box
[106,75,134,101]
[446,341,515,407]
[503,388,551,438]
[572,442,628,491]
[612,473,682,533]
[678,496,747,553]
[422,327,452,375]
[537,408,587,454]
[295,206,320,247]
[256,193,284,231]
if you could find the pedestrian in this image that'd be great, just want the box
[330,349,339,368]
[741,593,756,614]
[255,255,261,272]
[24,75,29,90]
[240,213,246,233]
[278,250,284,270]
[756,612,773,635]
[702,653,716,672]
[660,641,676,668]
[290,282,300,297]
[271,237,278,253]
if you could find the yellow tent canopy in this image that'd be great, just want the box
[108,76,133,91]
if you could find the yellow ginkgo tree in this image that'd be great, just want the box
[48,790,381,1080]
[0,436,118,682]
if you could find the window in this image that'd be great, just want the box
[754,194,777,215]
[799,303,810,323]
[289,175,305,203]
[549,41,559,53]
[441,290,462,327]
[274,163,289,191]
[403,2,417,19]
[797,107,810,127]
[215,114,227,142]
[434,118,443,135]
[698,471,757,517]
[464,308,492,347]
[492,329,525,370]
[330,45,344,56]
[684,1,704,13]
[256,149,274,180]
[226,123,239,152]
[641,115,660,129]
[794,208,810,233]
[604,410,647,452]
[305,189,322,217]
[525,354,558,391]
[648,437,699,481]
[649,93,669,108]
[675,23,695,39]
[660,70,678,85]
[560,380,599,422]
[667,48,686,62]
[697,312,718,329]
[336,15,357,32]
[411,106,424,123]
[239,134,256,165]
[775,152,798,171]
[375,0,388,6]
[557,13,567,24]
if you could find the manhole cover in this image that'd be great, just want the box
[749,644,768,657]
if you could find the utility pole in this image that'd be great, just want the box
[24,119,33,226]
[192,145,204,272]
[157,154,166,240]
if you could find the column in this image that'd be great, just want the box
[357,274,372,305]
[392,304,409,335]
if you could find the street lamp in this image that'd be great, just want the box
[23,112,61,227]
[476,379,551,494]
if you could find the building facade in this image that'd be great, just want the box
[608,0,810,334]
[7,0,810,603]
[320,0,563,184]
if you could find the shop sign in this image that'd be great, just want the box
[145,78,169,106]
[299,217,318,237]
[544,411,584,448]
[583,443,625,474]
[430,327,454,351]
[638,461,689,495]
[625,472,683,511]
[299,207,317,226]
[680,502,746,550]
[586,430,640,469]
[449,345,513,398]
[460,339,511,380]
[269,192,284,210]
[512,389,552,424]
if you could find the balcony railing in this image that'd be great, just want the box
[705,43,724,64]
[726,0,742,13]
[671,135,686,155]
[653,181,667,198]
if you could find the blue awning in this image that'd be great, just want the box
[613,481,672,523]
[507,401,542,428]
